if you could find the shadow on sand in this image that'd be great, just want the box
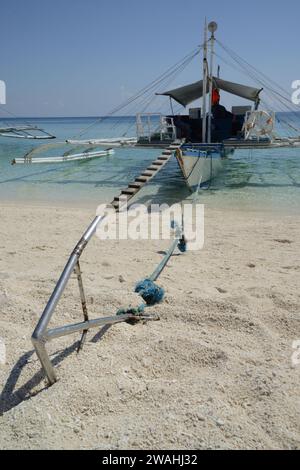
[0,324,111,416]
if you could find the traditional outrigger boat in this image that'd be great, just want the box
[126,21,300,190]
[14,21,300,187]
[0,109,56,140]
[0,124,55,140]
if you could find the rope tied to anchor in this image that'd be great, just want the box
[117,219,187,323]
[135,279,165,306]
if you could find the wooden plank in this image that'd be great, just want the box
[135,176,148,182]
[157,155,170,162]
[121,187,138,195]
[114,195,129,202]
[128,182,144,188]
[147,165,160,171]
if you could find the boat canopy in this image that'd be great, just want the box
[158,77,262,106]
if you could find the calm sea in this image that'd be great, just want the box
[0,116,299,214]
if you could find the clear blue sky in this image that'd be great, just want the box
[1,0,299,117]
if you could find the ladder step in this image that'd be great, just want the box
[121,187,138,195]
[147,165,160,171]
[157,156,169,161]
[135,176,148,182]
[114,195,128,202]
[152,160,164,165]
[142,171,154,176]
[162,150,172,155]
[128,181,144,188]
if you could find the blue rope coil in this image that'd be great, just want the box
[116,304,145,316]
[178,236,187,253]
[135,278,165,305]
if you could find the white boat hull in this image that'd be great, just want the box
[175,145,228,190]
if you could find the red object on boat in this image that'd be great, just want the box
[212,88,220,105]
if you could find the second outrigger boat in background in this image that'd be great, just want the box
[12,20,300,189]
[0,124,55,140]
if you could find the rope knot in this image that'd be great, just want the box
[178,236,187,253]
[135,279,164,305]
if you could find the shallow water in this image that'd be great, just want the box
[0,116,299,214]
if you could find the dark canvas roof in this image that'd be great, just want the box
[158,77,262,106]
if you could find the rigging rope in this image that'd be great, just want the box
[213,41,300,134]
[216,40,300,118]
[118,55,195,137]
[70,46,202,139]
[216,39,293,100]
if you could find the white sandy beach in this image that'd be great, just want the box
[0,201,299,449]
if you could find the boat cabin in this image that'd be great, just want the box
[169,104,251,143]
[136,76,262,146]
[136,104,252,146]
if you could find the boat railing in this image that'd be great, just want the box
[136,113,177,142]
[243,110,275,141]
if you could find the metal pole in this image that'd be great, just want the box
[31,214,104,383]
[202,19,208,143]
[75,261,89,351]
[207,32,215,143]
[45,314,133,341]
[31,338,57,384]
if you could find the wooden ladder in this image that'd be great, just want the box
[110,141,181,211]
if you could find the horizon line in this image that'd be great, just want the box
[1,110,299,120]
[0,115,139,119]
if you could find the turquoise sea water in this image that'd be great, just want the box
[0,116,299,214]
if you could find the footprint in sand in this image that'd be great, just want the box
[101,261,110,267]
[273,239,293,244]
[216,287,227,294]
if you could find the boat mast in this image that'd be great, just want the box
[202,19,208,143]
[207,21,218,143]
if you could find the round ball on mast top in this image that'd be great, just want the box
[208,21,218,35]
